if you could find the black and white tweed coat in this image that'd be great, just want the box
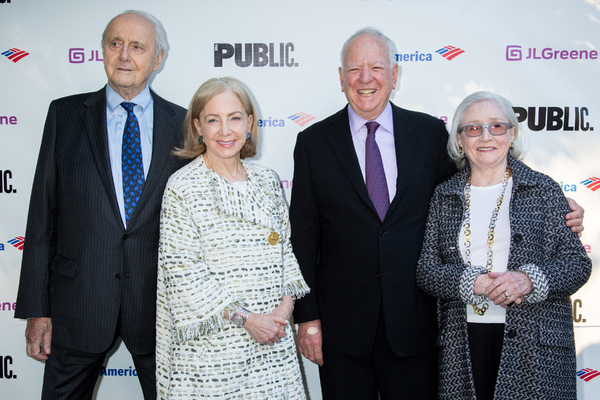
[416,157,591,400]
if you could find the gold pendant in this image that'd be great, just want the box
[267,232,280,245]
[472,302,489,316]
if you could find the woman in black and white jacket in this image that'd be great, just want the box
[416,91,591,400]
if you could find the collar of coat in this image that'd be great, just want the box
[436,157,542,197]
[195,154,284,234]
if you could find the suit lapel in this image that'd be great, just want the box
[387,104,417,217]
[127,90,177,227]
[84,87,123,226]
[325,106,377,216]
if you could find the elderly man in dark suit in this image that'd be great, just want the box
[14,10,187,399]
[290,27,585,400]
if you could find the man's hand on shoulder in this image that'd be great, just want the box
[25,317,52,361]
[297,319,324,366]
[565,197,585,237]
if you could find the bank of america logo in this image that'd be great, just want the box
[436,45,465,61]
[2,48,30,63]
[288,112,316,127]
[581,177,600,192]
[7,236,25,250]
[578,368,600,382]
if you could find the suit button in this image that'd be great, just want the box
[375,272,382,279]
[115,274,121,280]
[507,329,517,339]
[122,234,129,240]
[512,234,523,244]
[379,231,388,237]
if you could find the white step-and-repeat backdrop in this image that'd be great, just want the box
[1,0,598,398]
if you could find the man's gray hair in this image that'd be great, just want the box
[340,27,397,71]
[101,10,168,58]
[448,91,526,169]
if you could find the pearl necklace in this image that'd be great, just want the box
[463,167,512,316]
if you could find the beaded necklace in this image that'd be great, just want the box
[463,167,512,316]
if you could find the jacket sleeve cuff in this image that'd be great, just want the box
[518,263,549,303]
[460,264,488,305]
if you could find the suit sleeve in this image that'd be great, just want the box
[15,101,59,319]
[289,132,321,323]
[435,119,457,184]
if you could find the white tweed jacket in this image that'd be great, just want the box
[156,155,309,398]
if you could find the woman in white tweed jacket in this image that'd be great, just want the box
[156,77,309,399]
[416,91,591,400]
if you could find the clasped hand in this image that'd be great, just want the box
[474,271,533,308]
[243,295,293,346]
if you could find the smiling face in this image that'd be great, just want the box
[102,13,163,100]
[458,100,515,177]
[339,33,398,120]
[193,90,253,166]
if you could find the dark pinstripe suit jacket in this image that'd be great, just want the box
[15,87,187,355]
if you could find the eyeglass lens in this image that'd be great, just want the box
[463,123,509,136]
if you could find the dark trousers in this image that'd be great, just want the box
[467,323,505,400]
[41,315,155,400]
[318,307,438,400]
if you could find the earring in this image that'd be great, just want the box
[246,132,251,140]
[510,142,514,149]
[459,145,465,157]
[198,135,204,145]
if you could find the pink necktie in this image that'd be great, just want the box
[365,121,389,221]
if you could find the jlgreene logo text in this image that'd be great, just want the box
[507,45,598,61]
[69,48,103,64]
[0,115,17,125]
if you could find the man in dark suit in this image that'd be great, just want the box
[14,10,187,399]
[290,28,584,399]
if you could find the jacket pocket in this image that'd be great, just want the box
[50,254,78,278]
[537,318,574,348]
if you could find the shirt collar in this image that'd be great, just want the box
[348,101,393,137]
[106,84,152,115]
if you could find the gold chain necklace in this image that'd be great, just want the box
[463,167,512,316]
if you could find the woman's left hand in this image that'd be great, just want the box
[484,271,533,308]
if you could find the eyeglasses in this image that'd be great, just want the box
[458,122,513,137]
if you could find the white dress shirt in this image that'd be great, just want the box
[105,84,154,226]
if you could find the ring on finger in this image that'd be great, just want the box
[504,292,510,299]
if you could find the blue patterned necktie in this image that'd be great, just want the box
[121,102,145,226]
[365,121,389,221]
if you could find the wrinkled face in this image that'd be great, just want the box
[193,90,253,164]
[457,101,515,174]
[339,33,398,120]
[103,14,163,100]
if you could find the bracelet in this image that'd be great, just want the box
[231,306,250,327]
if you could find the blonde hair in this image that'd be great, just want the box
[176,77,258,159]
